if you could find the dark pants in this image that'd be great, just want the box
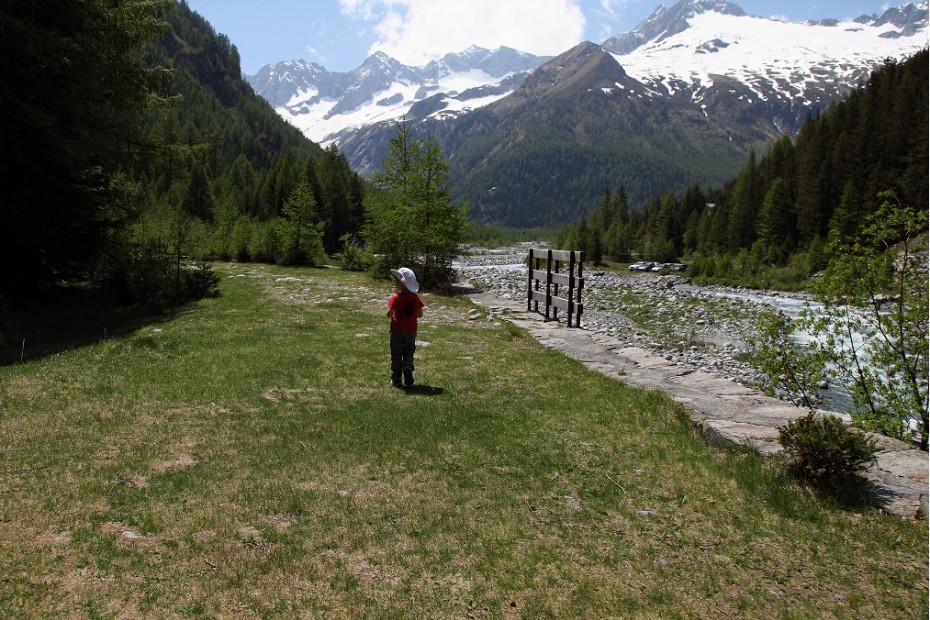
[390,331,416,382]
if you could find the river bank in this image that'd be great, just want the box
[454,245,821,410]
[455,246,928,519]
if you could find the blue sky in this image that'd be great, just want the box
[185,0,898,74]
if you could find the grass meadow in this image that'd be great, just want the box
[0,263,926,618]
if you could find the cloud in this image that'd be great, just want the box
[598,0,631,19]
[340,0,586,65]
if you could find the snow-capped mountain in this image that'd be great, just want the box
[249,0,927,150]
[247,46,551,145]
[606,0,928,128]
[247,0,927,226]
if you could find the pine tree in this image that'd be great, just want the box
[756,177,796,264]
[0,0,173,293]
[319,144,362,254]
[726,151,760,250]
[280,182,323,266]
[827,181,862,245]
[182,162,216,221]
[364,121,468,289]
[793,117,830,244]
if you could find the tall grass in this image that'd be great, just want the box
[0,263,925,618]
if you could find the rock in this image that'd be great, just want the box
[564,496,583,511]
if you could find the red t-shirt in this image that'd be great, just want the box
[388,291,424,332]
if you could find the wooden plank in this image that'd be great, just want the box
[550,296,572,311]
[549,249,578,261]
[530,268,549,282]
[529,289,549,303]
[528,249,584,263]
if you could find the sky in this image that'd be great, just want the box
[184,0,898,74]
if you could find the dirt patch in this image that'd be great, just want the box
[152,454,197,474]
[261,387,331,402]
[261,514,297,530]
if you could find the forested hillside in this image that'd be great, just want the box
[1,0,365,306]
[443,43,768,228]
[557,49,929,287]
[139,3,366,258]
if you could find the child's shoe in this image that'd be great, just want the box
[403,370,414,387]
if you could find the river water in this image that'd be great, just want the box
[701,288,856,414]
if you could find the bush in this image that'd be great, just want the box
[231,216,254,262]
[336,234,373,272]
[94,238,173,307]
[180,261,221,301]
[778,412,879,484]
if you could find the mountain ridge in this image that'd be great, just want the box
[247,0,928,226]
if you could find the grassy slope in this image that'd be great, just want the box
[0,263,926,618]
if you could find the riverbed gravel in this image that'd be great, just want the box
[454,244,817,406]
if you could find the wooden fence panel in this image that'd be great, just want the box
[526,248,584,327]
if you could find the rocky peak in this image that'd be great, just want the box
[874,2,929,35]
[515,42,626,97]
[603,0,746,54]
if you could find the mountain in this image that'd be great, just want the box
[248,46,551,147]
[432,41,778,226]
[602,0,928,131]
[248,0,928,227]
[570,48,929,283]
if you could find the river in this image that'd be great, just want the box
[455,247,859,415]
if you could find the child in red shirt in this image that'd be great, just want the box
[387,267,425,388]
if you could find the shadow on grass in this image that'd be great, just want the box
[729,449,875,521]
[403,384,444,396]
[0,285,183,366]
[802,471,878,513]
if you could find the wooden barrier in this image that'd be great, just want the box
[527,248,584,328]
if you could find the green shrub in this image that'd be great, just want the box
[778,412,879,484]
[180,261,221,301]
[336,234,374,272]
[231,216,254,262]
[92,241,220,310]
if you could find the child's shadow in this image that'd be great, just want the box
[404,384,444,396]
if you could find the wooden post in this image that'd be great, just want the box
[575,251,585,327]
[566,251,575,325]
[544,250,553,321]
[550,250,558,322]
[527,248,535,312]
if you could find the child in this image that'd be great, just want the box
[386,267,425,388]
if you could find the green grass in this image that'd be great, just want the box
[0,263,926,618]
